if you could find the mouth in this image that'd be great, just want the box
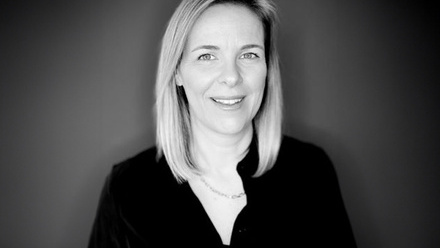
[211,96,245,106]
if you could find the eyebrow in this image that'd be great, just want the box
[191,44,264,52]
[191,45,219,52]
[241,44,264,50]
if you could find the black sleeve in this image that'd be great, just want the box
[314,147,357,247]
[88,173,127,248]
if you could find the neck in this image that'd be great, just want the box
[191,123,253,177]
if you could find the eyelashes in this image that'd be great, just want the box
[240,53,259,59]
[198,54,216,61]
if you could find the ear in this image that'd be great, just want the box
[175,70,184,86]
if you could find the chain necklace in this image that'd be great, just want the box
[200,177,246,200]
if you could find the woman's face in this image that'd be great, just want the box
[178,4,267,137]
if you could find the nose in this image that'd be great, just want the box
[219,60,242,87]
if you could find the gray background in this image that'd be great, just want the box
[1,1,439,247]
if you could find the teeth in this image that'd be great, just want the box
[213,98,243,105]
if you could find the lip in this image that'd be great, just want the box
[210,96,245,110]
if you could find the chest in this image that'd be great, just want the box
[189,180,247,245]
[123,175,305,247]
[207,196,247,242]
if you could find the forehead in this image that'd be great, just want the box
[186,4,264,48]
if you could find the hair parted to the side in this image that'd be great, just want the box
[155,0,283,183]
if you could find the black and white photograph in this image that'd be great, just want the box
[1,0,439,247]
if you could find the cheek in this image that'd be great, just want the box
[245,68,267,116]
[254,83,266,111]
[180,70,212,105]
[250,68,267,98]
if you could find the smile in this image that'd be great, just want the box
[211,97,244,105]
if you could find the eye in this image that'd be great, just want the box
[198,54,216,61]
[240,52,259,60]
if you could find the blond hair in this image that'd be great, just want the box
[155,0,283,183]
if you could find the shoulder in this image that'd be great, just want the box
[263,135,342,203]
[278,135,328,161]
[105,146,177,199]
[268,136,356,246]
[112,146,158,175]
[111,147,158,183]
[270,135,334,177]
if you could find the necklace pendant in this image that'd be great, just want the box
[231,193,246,199]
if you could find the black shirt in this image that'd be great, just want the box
[88,136,357,247]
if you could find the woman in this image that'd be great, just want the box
[89,0,357,247]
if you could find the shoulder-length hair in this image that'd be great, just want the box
[155,0,283,183]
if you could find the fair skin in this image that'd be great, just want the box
[177,3,267,245]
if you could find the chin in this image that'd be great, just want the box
[215,120,251,136]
